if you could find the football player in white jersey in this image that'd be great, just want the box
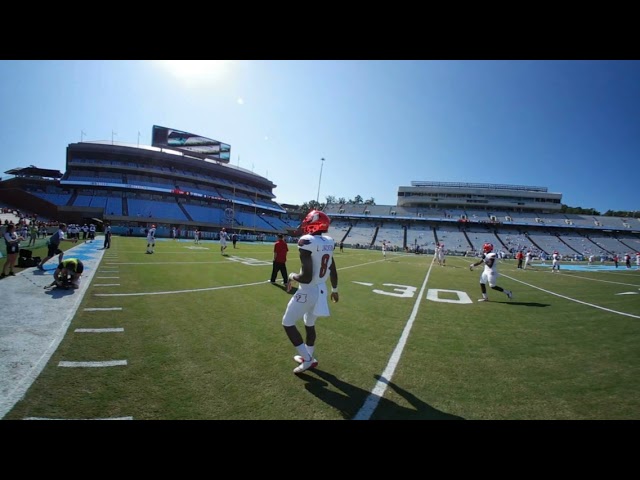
[219,228,228,254]
[470,243,513,302]
[636,252,640,267]
[146,224,156,254]
[283,210,339,374]
[551,251,561,273]
[382,240,387,259]
[436,242,446,266]
[194,229,200,244]
[523,250,533,270]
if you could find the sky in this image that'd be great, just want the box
[0,60,638,213]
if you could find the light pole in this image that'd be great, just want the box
[111,130,117,145]
[316,157,325,204]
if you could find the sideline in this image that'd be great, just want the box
[0,239,106,419]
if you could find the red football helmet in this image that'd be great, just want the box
[301,210,331,235]
[482,243,493,253]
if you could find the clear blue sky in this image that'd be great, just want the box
[1,60,638,213]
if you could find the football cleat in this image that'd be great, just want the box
[478,298,489,302]
[506,290,513,299]
[293,355,318,369]
[293,357,318,374]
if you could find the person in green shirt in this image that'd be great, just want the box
[44,258,84,290]
[28,223,38,247]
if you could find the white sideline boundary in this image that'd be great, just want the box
[501,274,640,320]
[0,241,105,419]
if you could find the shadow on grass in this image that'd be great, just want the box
[299,369,463,420]
[496,301,551,307]
[44,287,76,299]
[271,283,296,294]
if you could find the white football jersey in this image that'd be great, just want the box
[481,252,498,274]
[147,227,156,239]
[220,231,228,240]
[553,253,560,262]
[298,233,335,287]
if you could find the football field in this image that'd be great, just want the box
[6,237,640,420]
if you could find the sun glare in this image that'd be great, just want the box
[155,60,234,84]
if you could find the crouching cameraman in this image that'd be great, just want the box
[48,258,84,290]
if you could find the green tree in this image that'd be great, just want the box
[364,197,376,205]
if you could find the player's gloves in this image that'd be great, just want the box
[469,264,474,270]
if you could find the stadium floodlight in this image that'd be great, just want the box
[316,158,325,204]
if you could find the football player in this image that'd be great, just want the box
[219,227,228,254]
[146,224,156,254]
[470,243,513,302]
[436,242,446,266]
[552,250,561,273]
[283,210,339,374]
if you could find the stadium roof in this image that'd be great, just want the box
[4,165,63,178]
[409,181,548,193]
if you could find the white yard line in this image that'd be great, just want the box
[24,416,133,420]
[75,328,124,333]
[353,256,436,420]
[58,360,128,368]
[84,307,122,311]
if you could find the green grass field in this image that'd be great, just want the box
[6,237,640,419]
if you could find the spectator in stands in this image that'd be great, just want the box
[271,234,289,284]
[2,224,25,279]
[37,223,76,271]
